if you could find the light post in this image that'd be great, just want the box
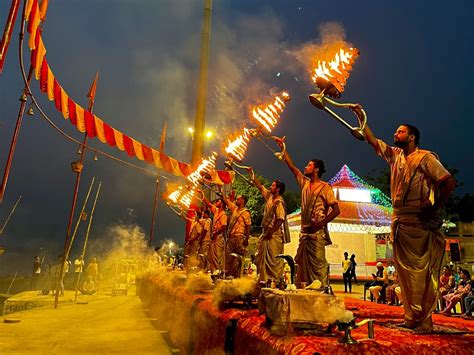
[188,126,214,142]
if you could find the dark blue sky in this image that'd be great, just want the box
[1,0,472,274]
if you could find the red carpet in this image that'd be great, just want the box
[138,273,474,354]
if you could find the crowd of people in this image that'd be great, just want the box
[439,265,474,318]
[359,260,474,320]
[30,254,100,296]
[341,252,358,293]
[178,117,460,333]
[180,140,341,291]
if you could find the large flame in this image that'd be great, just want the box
[251,92,290,133]
[311,47,359,93]
[167,187,183,204]
[167,184,195,209]
[187,152,218,185]
[224,128,251,162]
[179,185,196,208]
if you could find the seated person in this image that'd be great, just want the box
[395,285,403,305]
[442,269,471,315]
[386,270,400,305]
[80,276,96,295]
[439,265,455,308]
[462,277,474,319]
[368,262,388,303]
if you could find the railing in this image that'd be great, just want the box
[328,263,378,282]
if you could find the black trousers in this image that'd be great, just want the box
[343,271,352,291]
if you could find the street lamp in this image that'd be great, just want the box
[188,127,214,141]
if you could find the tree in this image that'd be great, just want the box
[363,168,391,197]
[231,175,301,233]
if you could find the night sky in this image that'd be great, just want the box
[1,0,472,274]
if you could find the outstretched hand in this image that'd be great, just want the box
[245,166,256,181]
[350,104,365,125]
[273,135,286,150]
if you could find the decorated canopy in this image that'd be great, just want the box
[288,165,392,233]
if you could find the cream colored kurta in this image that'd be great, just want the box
[185,220,202,269]
[376,139,450,330]
[226,201,252,277]
[295,176,337,286]
[208,208,227,272]
[256,187,286,282]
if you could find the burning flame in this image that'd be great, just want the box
[224,128,251,161]
[311,47,359,93]
[167,186,184,204]
[251,92,290,133]
[167,185,195,209]
[187,152,218,185]
[179,186,197,208]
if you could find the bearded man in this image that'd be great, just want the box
[222,194,251,278]
[249,168,288,282]
[352,104,456,333]
[203,197,227,273]
[275,138,340,289]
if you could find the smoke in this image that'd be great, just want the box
[130,8,292,158]
[212,277,257,306]
[86,223,154,282]
[289,22,353,81]
[184,272,213,293]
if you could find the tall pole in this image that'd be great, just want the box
[191,0,212,167]
[149,121,167,247]
[55,72,99,309]
[0,0,42,203]
[0,195,21,235]
[0,67,33,203]
[75,181,102,301]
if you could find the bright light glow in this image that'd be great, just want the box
[205,130,213,139]
[188,127,194,134]
[335,187,372,203]
[169,242,174,248]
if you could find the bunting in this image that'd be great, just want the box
[24,0,233,183]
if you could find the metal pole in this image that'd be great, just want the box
[54,176,95,307]
[0,67,33,203]
[0,195,21,234]
[149,178,160,247]
[149,121,167,247]
[75,181,102,301]
[191,0,212,167]
[0,0,36,203]
[65,177,96,259]
[55,73,98,309]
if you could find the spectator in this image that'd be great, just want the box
[462,277,474,319]
[74,255,85,287]
[349,254,358,285]
[342,252,352,293]
[387,261,395,276]
[30,256,42,290]
[453,266,461,287]
[439,265,455,309]
[86,257,99,282]
[367,262,389,303]
[386,270,400,305]
[442,269,471,315]
[80,276,96,295]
